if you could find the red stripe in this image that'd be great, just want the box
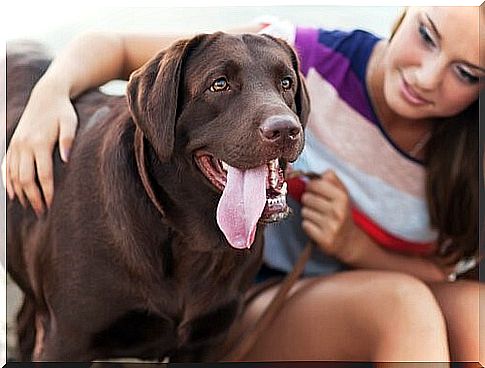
[287,176,307,203]
[287,176,435,256]
[351,208,434,256]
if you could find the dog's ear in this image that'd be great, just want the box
[294,69,310,128]
[262,35,311,127]
[127,35,206,162]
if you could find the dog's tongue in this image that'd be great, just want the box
[216,165,267,249]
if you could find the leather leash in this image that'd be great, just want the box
[134,129,314,361]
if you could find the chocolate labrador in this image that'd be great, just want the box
[6,33,309,362]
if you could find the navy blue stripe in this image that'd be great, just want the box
[317,29,380,82]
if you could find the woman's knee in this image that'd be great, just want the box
[337,271,449,361]
[294,271,449,360]
[366,272,447,336]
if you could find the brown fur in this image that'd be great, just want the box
[6,33,309,361]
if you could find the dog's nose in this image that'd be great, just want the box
[259,115,301,143]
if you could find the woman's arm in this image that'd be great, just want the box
[338,228,448,282]
[43,31,194,98]
[301,171,449,283]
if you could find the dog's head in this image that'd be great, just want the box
[127,32,309,249]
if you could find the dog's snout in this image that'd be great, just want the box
[259,115,301,143]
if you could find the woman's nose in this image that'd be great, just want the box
[414,56,447,91]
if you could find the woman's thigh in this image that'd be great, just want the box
[224,270,449,362]
[427,280,482,361]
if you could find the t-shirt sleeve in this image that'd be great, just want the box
[292,26,320,76]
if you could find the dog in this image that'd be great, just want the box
[6,32,309,362]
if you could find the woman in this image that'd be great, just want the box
[4,6,483,362]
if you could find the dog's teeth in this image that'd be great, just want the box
[270,173,278,188]
[281,182,287,195]
[266,194,287,209]
[221,161,229,171]
[268,159,279,173]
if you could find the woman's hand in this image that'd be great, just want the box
[299,170,460,282]
[300,170,359,262]
[2,79,78,216]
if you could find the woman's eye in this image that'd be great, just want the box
[281,77,293,90]
[455,66,480,85]
[418,23,436,48]
[210,77,229,92]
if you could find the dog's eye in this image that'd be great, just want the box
[281,77,293,91]
[210,77,229,92]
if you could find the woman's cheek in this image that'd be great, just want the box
[436,80,479,117]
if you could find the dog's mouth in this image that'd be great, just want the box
[195,152,290,249]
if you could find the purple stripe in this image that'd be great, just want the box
[295,27,377,125]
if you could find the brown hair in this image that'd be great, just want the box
[390,8,480,268]
[425,100,479,265]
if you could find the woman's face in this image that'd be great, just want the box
[382,6,484,119]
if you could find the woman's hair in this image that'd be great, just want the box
[425,100,479,265]
[390,8,480,267]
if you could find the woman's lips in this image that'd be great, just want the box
[399,76,431,106]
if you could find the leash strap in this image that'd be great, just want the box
[223,240,314,361]
[134,127,166,217]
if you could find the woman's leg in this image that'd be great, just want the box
[225,270,449,362]
[427,280,482,362]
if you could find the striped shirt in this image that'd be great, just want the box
[260,22,438,276]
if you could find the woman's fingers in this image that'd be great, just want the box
[301,219,321,243]
[5,143,51,216]
[19,152,44,216]
[301,202,340,252]
[58,111,78,163]
[301,191,333,213]
[301,205,326,225]
[305,173,349,204]
[302,190,348,225]
[301,218,334,252]
[2,153,14,200]
[9,149,27,208]
[35,149,55,209]
[321,170,347,192]
[5,146,55,213]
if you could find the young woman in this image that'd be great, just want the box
[4,6,483,362]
